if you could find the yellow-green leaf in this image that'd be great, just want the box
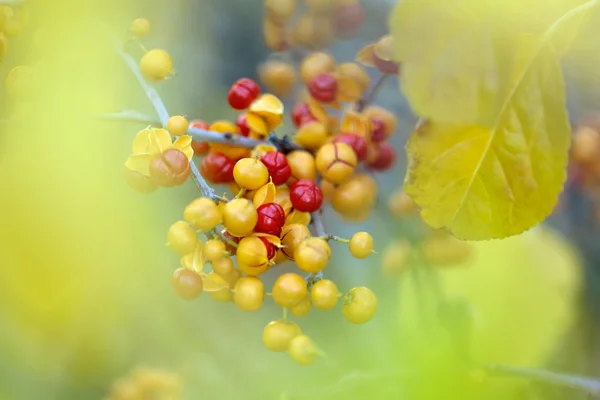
[404,38,570,240]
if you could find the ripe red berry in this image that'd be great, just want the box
[228,78,260,110]
[370,118,386,142]
[256,203,286,236]
[291,103,316,127]
[190,119,210,155]
[260,237,277,260]
[367,142,396,171]
[333,133,368,161]
[289,179,323,212]
[200,152,235,183]
[236,113,251,137]
[334,3,365,38]
[308,73,338,103]
[260,151,292,186]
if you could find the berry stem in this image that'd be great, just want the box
[235,188,247,199]
[357,73,389,112]
[310,211,326,237]
[282,307,288,322]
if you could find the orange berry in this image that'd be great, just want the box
[348,232,374,259]
[166,221,197,255]
[236,236,270,276]
[320,179,336,200]
[288,335,320,366]
[233,158,270,190]
[171,268,203,300]
[149,148,190,187]
[262,320,302,352]
[289,296,311,317]
[184,197,222,231]
[336,62,370,92]
[294,120,329,151]
[280,224,311,260]
[388,189,418,218]
[315,142,357,184]
[272,272,308,307]
[300,52,336,84]
[572,126,600,164]
[233,276,265,311]
[166,115,189,136]
[310,279,339,310]
[331,174,376,216]
[223,198,258,237]
[342,286,377,324]
[294,237,331,273]
[286,150,317,184]
[258,60,297,97]
[203,239,228,262]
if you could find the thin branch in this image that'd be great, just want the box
[487,364,600,397]
[189,159,218,199]
[357,73,390,112]
[305,211,327,282]
[93,111,159,125]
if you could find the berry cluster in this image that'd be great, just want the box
[105,366,181,400]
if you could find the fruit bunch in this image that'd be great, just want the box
[105,365,182,400]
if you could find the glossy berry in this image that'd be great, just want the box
[367,142,396,171]
[140,49,173,82]
[272,272,308,307]
[256,203,286,236]
[236,113,251,137]
[342,286,378,324]
[310,279,339,310]
[228,78,260,110]
[315,142,357,184]
[294,237,331,273]
[233,276,264,312]
[184,197,222,231]
[263,320,302,352]
[189,120,210,155]
[166,221,197,255]
[332,133,367,161]
[200,152,235,184]
[291,103,317,127]
[124,167,157,194]
[260,151,292,186]
[308,73,338,103]
[171,268,203,300]
[349,232,374,259]
[236,236,270,276]
[203,239,227,262]
[334,3,364,38]
[260,237,277,260]
[295,121,329,151]
[369,117,386,142]
[288,335,319,366]
[223,198,258,237]
[166,115,189,136]
[287,150,317,184]
[289,179,323,212]
[289,297,311,317]
[233,158,269,190]
[212,257,237,280]
[149,148,190,187]
[281,224,311,260]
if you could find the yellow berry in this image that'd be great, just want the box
[140,49,173,82]
[280,224,311,260]
[203,239,227,262]
[233,276,265,311]
[258,60,297,97]
[310,279,339,310]
[286,150,317,184]
[292,12,334,50]
[233,158,270,190]
[184,197,222,231]
[212,257,240,283]
[236,236,270,276]
[262,320,302,352]
[167,115,189,136]
[222,198,258,237]
[207,272,233,302]
[166,221,197,255]
[171,268,203,300]
[316,142,357,184]
[336,62,370,92]
[130,17,151,37]
[294,237,331,273]
[349,232,374,259]
[342,286,377,324]
[388,189,418,218]
[289,296,311,317]
[294,121,329,151]
[288,335,319,366]
[272,272,308,307]
[331,174,377,216]
[300,52,336,84]
[382,239,413,277]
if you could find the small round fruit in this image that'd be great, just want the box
[149,148,190,187]
[272,272,308,307]
[233,158,269,190]
[264,0,297,23]
[228,78,260,110]
[167,115,189,136]
[140,49,173,82]
[316,142,357,184]
[258,60,297,97]
[388,189,418,218]
[287,150,317,183]
[289,179,323,212]
[310,279,339,310]
[309,73,338,103]
[223,198,258,237]
[236,113,251,137]
[280,224,311,259]
[289,296,311,317]
[256,203,286,236]
[331,174,377,215]
[300,52,336,84]
[207,272,233,302]
[130,17,150,37]
[363,105,397,139]
[171,268,203,300]
[124,166,157,194]
[236,236,270,276]
[184,197,222,231]
[342,286,378,324]
[233,276,265,311]
[294,120,329,151]
[262,320,302,352]
[260,151,292,185]
[294,237,331,273]
[332,133,367,161]
[349,232,374,259]
[369,117,386,142]
[203,239,227,262]
[367,142,396,171]
[263,17,289,52]
[166,221,197,255]
[288,335,319,366]
[212,257,236,277]
[200,152,235,184]
[291,103,317,127]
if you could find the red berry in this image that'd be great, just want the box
[190,120,210,155]
[260,151,292,186]
[291,103,316,127]
[370,118,386,142]
[236,113,251,137]
[289,179,323,212]
[260,237,277,260]
[228,78,260,110]
[308,73,338,103]
[200,152,235,183]
[256,203,286,236]
[334,3,365,38]
[367,142,396,171]
[333,133,368,161]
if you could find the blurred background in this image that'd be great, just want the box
[0,0,599,399]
